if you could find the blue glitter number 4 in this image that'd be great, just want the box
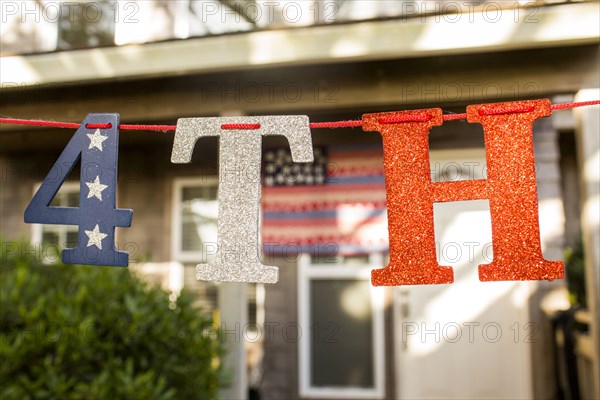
[24,114,133,266]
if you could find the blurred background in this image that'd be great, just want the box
[1,1,599,399]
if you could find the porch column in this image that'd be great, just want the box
[219,282,248,400]
[574,88,600,400]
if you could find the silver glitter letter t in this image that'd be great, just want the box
[171,116,313,283]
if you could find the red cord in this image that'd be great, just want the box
[221,123,261,130]
[380,113,433,124]
[120,124,177,131]
[309,120,363,128]
[86,123,112,129]
[0,118,82,129]
[550,100,600,111]
[478,105,535,116]
[442,113,468,121]
[1,100,598,131]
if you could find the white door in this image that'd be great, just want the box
[394,150,533,399]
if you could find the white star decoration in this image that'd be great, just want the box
[85,224,107,250]
[85,176,108,201]
[87,129,108,151]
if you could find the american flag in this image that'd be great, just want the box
[262,144,389,255]
[263,147,328,187]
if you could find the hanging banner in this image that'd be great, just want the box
[14,97,595,285]
[363,99,564,285]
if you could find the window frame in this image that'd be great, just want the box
[171,177,220,262]
[298,252,385,399]
[31,181,80,250]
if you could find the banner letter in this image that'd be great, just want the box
[363,99,564,285]
[171,116,313,283]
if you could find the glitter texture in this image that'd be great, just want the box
[85,224,108,249]
[364,99,564,286]
[467,99,564,282]
[172,116,313,283]
[87,128,108,151]
[364,108,454,286]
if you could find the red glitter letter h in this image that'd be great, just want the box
[363,99,564,286]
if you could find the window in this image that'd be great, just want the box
[172,178,220,314]
[172,178,260,322]
[31,182,79,263]
[172,178,219,263]
[298,253,385,399]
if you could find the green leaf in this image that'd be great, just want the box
[0,237,225,399]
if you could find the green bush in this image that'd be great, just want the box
[0,240,225,399]
[564,238,587,308]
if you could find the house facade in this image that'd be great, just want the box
[1,1,599,399]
